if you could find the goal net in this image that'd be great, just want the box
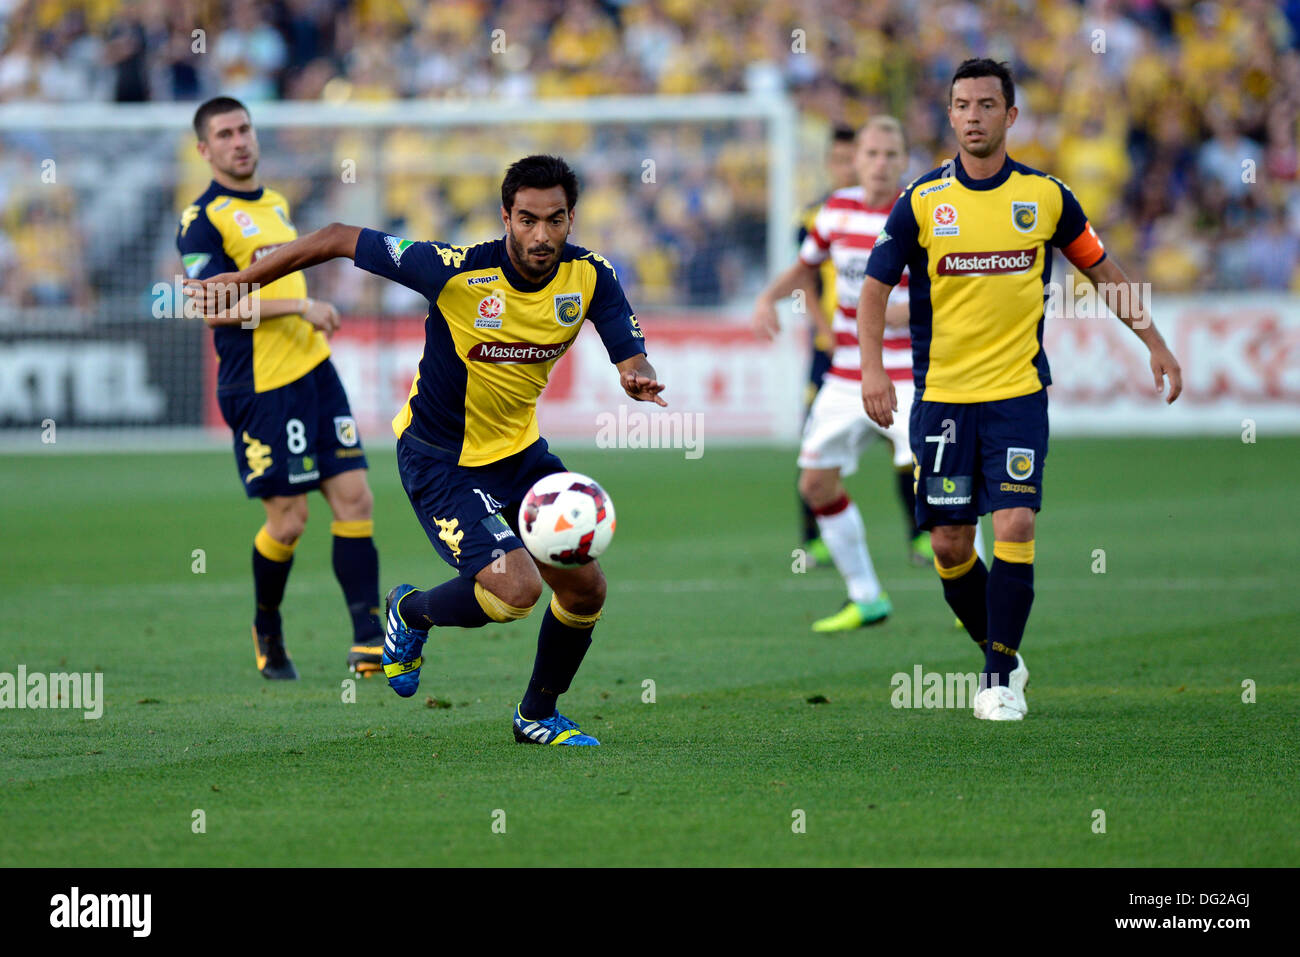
[0,94,805,452]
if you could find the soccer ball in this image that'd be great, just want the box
[518,471,616,567]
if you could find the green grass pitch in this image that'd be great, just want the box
[2,437,1297,867]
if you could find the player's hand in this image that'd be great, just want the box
[1149,342,1182,404]
[183,272,250,321]
[752,298,780,341]
[622,371,668,407]
[302,298,340,338]
[861,366,897,429]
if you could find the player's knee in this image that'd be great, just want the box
[265,498,308,543]
[557,567,606,617]
[798,471,839,510]
[327,477,373,521]
[476,573,543,622]
[930,529,973,568]
[341,484,373,521]
[995,509,1035,542]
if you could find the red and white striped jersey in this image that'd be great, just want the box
[799,186,911,382]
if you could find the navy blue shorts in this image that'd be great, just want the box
[218,358,367,499]
[909,389,1048,529]
[397,436,568,577]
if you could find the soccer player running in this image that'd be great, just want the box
[755,116,948,632]
[187,155,664,746]
[860,60,1182,719]
[177,97,385,681]
[789,125,857,569]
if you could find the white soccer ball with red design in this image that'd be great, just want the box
[518,471,616,567]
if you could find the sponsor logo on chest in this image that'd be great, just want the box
[475,292,505,329]
[936,248,1038,276]
[932,203,959,237]
[467,340,575,364]
[233,210,260,238]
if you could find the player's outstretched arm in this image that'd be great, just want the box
[752,259,822,341]
[857,276,897,428]
[184,222,362,317]
[616,355,667,407]
[1079,257,1182,403]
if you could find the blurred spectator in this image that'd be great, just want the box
[0,0,1295,301]
[103,0,151,102]
[213,0,287,101]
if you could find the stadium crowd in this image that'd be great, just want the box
[0,0,1298,313]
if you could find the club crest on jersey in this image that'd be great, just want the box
[385,235,415,266]
[334,416,358,447]
[274,205,294,229]
[475,292,505,329]
[933,203,959,236]
[1006,447,1035,480]
[233,210,259,237]
[553,293,582,327]
[1012,202,1038,233]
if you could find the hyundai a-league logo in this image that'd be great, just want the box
[933,203,959,236]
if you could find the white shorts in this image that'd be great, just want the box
[798,373,913,474]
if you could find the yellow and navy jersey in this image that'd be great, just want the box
[353,229,647,467]
[796,198,836,352]
[176,181,330,394]
[865,155,1107,403]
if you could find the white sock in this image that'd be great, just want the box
[816,498,882,604]
[974,518,987,563]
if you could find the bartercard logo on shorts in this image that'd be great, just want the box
[925,475,972,506]
[384,235,415,266]
[466,340,574,364]
[936,248,1038,276]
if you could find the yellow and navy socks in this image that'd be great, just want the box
[520,596,600,719]
[252,525,296,636]
[330,520,382,643]
[397,576,492,630]
[936,551,988,649]
[986,540,1035,686]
